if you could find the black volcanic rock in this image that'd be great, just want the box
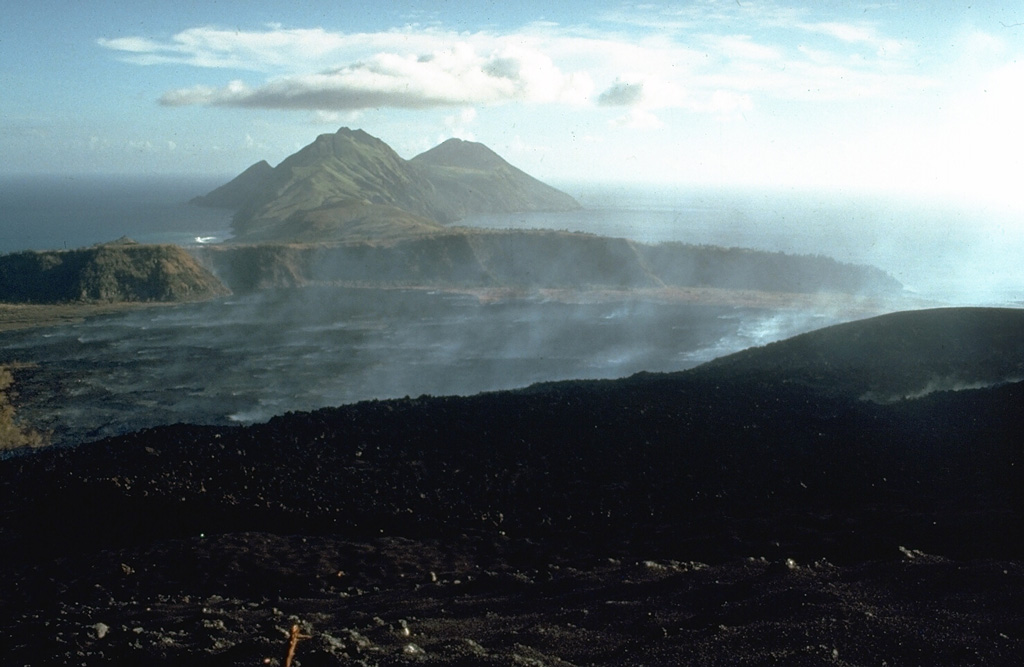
[0,243,229,303]
[2,307,1021,556]
[695,306,1024,399]
[205,128,579,243]
[189,160,274,209]
[1,306,1022,664]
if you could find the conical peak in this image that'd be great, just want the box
[412,137,507,170]
[298,127,399,163]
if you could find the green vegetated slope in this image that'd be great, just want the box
[0,239,229,304]
[409,138,581,218]
[197,127,581,243]
[225,200,446,245]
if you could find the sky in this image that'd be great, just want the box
[2,0,1023,206]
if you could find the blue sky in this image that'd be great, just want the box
[3,1,1022,205]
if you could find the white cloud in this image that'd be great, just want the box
[610,108,664,130]
[158,43,592,111]
[702,90,753,114]
[793,20,908,58]
[98,26,410,71]
[598,80,646,106]
[704,34,783,62]
[444,107,478,139]
[106,14,932,121]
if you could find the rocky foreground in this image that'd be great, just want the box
[1,307,1022,665]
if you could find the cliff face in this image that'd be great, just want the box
[0,241,229,304]
[198,128,580,244]
[192,231,900,296]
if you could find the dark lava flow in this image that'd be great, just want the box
[0,286,844,445]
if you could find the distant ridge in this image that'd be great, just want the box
[410,138,581,219]
[411,137,510,171]
[196,128,580,243]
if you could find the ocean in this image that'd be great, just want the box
[0,175,234,253]
[475,182,1024,305]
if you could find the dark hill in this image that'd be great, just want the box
[1,306,1021,663]
[694,306,1024,399]
[2,307,1020,557]
[204,128,579,243]
[0,241,229,303]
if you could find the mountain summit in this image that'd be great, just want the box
[198,128,580,243]
[411,138,510,171]
[410,138,580,220]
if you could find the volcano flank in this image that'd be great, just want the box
[1,306,1022,664]
[1,129,1016,666]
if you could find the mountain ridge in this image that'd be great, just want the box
[196,127,580,243]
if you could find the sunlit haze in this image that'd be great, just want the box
[3,1,1022,209]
